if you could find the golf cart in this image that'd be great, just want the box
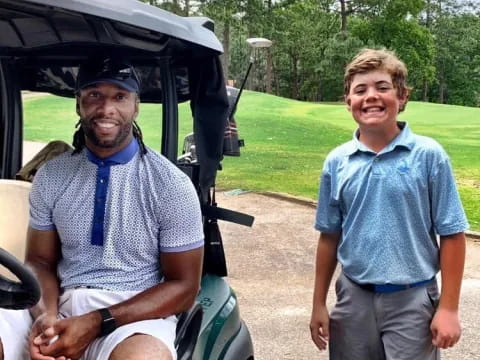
[0,0,255,358]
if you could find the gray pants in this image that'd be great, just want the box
[329,273,440,360]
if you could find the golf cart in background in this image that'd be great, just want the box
[0,0,269,358]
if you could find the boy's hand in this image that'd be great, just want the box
[310,305,330,351]
[430,308,461,349]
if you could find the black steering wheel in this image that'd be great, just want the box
[0,248,40,310]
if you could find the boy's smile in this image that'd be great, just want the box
[346,70,406,132]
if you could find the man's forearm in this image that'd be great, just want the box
[105,279,199,328]
[97,247,204,328]
[24,228,62,320]
[27,261,60,319]
[312,232,340,306]
[438,232,466,311]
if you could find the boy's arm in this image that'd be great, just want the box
[310,231,340,351]
[430,232,466,349]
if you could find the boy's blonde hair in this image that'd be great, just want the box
[344,48,411,112]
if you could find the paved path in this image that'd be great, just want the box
[218,191,480,360]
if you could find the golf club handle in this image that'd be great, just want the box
[228,60,253,120]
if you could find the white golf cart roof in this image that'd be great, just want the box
[0,0,229,194]
[1,0,222,53]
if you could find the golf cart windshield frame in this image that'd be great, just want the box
[0,0,229,200]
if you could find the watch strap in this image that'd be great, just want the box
[98,307,117,337]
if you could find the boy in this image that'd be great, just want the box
[310,48,469,359]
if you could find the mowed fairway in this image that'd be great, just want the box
[22,91,480,230]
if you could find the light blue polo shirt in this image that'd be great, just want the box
[315,122,469,284]
[29,139,204,291]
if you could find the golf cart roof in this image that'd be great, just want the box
[0,0,229,194]
[0,0,225,102]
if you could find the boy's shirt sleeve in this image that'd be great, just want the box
[314,158,342,233]
[430,155,469,236]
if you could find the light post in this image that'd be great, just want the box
[222,37,272,157]
[228,37,272,121]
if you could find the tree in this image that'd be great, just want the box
[349,0,436,101]
[420,0,480,105]
[317,32,366,101]
[431,13,480,105]
[271,0,338,100]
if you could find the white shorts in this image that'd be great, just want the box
[0,288,178,360]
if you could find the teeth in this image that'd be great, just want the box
[96,122,115,129]
[364,107,383,113]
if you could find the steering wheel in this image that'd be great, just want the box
[0,248,40,310]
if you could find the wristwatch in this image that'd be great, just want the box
[98,308,117,337]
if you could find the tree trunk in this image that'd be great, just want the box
[291,54,299,99]
[339,0,347,32]
[221,20,230,83]
[272,59,280,96]
[439,78,445,103]
[266,47,273,94]
[264,0,273,93]
[425,0,431,28]
[317,76,323,102]
[422,81,428,102]
[184,0,190,16]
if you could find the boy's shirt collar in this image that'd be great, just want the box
[346,121,415,156]
[86,138,139,166]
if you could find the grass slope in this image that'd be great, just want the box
[23,92,480,230]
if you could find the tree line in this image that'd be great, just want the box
[140,0,480,107]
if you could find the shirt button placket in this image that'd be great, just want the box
[372,156,381,175]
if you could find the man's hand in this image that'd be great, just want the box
[29,313,69,360]
[430,308,461,349]
[310,305,330,351]
[37,312,101,360]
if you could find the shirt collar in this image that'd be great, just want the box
[86,137,139,166]
[346,121,415,155]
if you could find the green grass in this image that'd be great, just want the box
[23,92,480,231]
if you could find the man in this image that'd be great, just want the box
[310,49,468,359]
[0,57,204,360]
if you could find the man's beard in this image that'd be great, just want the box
[80,116,133,149]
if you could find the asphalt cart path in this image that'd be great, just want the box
[217,191,480,360]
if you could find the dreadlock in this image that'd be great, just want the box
[72,119,148,156]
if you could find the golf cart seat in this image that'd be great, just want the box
[0,179,41,309]
[0,179,31,278]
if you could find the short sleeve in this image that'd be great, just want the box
[430,157,469,236]
[314,161,342,233]
[29,165,56,231]
[158,175,204,252]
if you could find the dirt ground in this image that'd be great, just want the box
[217,191,480,360]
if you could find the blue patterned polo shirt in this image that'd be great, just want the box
[315,122,469,284]
[29,139,204,291]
